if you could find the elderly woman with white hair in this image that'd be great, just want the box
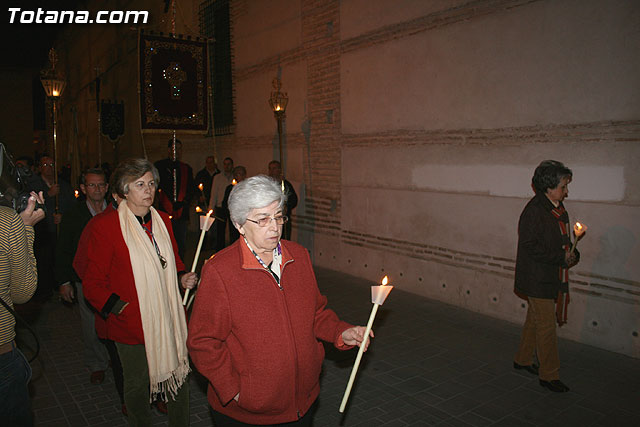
[188,175,371,426]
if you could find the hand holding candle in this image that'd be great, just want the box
[339,276,393,413]
[183,209,215,306]
[570,221,587,254]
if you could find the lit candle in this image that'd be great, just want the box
[232,178,237,185]
[74,190,79,199]
[570,222,587,253]
[183,209,214,305]
[339,276,393,413]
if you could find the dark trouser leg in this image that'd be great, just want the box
[76,283,109,372]
[0,345,33,426]
[103,340,124,403]
[210,399,316,426]
[115,342,152,427]
[167,377,190,427]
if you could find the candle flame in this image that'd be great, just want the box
[195,206,203,213]
[74,190,79,198]
[169,215,173,219]
[208,209,213,215]
[381,276,388,286]
[52,89,59,97]
[576,222,582,230]
[198,183,203,191]
[232,179,237,185]
[275,105,281,111]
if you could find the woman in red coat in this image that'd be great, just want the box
[82,158,197,425]
[188,175,371,426]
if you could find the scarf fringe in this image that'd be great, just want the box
[150,358,191,403]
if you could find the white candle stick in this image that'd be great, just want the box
[570,222,587,254]
[339,276,393,413]
[183,209,214,306]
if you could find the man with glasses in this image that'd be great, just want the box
[55,168,111,385]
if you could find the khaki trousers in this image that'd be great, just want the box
[514,296,560,381]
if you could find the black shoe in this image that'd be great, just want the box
[513,361,539,375]
[539,379,570,393]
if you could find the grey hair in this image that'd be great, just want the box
[80,167,106,185]
[112,158,160,198]
[228,175,287,225]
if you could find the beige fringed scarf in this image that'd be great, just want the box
[118,201,190,402]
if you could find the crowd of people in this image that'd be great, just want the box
[4,141,365,427]
[1,144,581,426]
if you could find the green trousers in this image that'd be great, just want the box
[115,342,190,426]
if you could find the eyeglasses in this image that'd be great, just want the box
[85,183,107,189]
[245,215,288,227]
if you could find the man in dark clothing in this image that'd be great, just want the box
[513,160,581,394]
[56,168,110,385]
[268,160,298,241]
[154,138,195,259]
[195,156,219,209]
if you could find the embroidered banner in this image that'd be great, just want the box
[139,32,208,132]
[101,100,125,141]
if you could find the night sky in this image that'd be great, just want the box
[1,1,84,68]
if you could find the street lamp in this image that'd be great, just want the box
[40,48,66,212]
[268,77,288,185]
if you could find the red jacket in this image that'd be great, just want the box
[187,239,354,424]
[78,208,185,344]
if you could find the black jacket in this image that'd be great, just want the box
[514,193,579,299]
[55,200,93,285]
